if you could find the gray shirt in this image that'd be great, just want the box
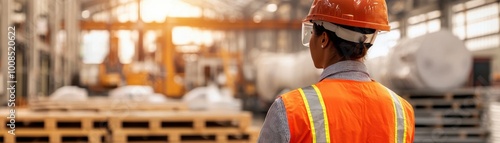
[257,60,371,143]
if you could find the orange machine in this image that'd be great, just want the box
[153,26,185,98]
[98,36,123,88]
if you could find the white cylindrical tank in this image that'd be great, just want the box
[369,30,472,91]
[254,50,321,103]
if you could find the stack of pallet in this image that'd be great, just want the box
[491,101,500,143]
[398,88,487,143]
[110,111,258,143]
[0,109,109,143]
[0,99,259,143]
[29,97,188,111]
[488,88,500,143]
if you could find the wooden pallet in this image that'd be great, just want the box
[109,111,252,132]
[0,109,109,131]
[29,97,188,111]
[400,88,490,142]
[2,130,108,143]
[0,109,258,143]
[411,98,482,110]
[399,88,482,101]
[491,100,500,143]
[112,127,259,143]
[415,127,487,138]
[413,137,485,143]
[414,109,481,119]
[415,117,481,128]
[0,110,252,132]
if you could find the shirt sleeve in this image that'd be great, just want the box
[258,98,290,143]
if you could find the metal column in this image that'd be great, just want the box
[27,0,40,102]
[1,0,13,104]
[49,0,62,91]
[439,0,453,29]
[64,0,71,86]
[64,0,81,86]
[73,0,81,82]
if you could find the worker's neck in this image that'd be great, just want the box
[323,58,363,69]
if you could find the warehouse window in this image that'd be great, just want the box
[140,0,201,22]
[465,34,500,51]
[407,10,441,38]
[452,1,499,51]
[83,30,137,64]
[115,2,138,22]
[453,12,466,39]
[92,12,110,22]
[105,0,202,23]
[144,31,158,53]
[81,31,109,64]
[367,22,401,59]
[171,27,219,53]
[173,27,197,46]
[117,30,137,64]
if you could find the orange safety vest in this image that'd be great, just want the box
[281,79,415,143]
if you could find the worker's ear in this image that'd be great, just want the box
[320,32,329,49]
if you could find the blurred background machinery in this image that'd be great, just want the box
[0,0,500,143]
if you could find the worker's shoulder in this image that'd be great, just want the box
[277,84,317,99]
[277,88,301,99]
[390,90,415,113]
[398,96,414,112]
[382,86,414,111]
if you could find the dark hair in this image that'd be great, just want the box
[313,23,376,60]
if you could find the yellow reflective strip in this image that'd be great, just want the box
[312,85,330,143]
[389,92,398,143]
[398,97,407,143]
[299,88,316,143]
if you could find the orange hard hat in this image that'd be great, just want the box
[304,0,390,31]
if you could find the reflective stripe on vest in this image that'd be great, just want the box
[386,87,408,143]
[298,85,330,143]
[299,85,408,143]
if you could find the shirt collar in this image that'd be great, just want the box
[319,60,371,81]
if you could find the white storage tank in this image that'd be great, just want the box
[368,30,472,91]
[253,50,320,103]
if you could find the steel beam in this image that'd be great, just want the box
[79,18,302,30]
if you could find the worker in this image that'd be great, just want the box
[258,0,415,142]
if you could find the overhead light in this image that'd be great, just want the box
[266,3,278,12]
[253,15,262,23]
[81,10,90,19]
[465,0,485,9]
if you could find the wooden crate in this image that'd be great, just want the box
[112,127,260,143]
[108,111,252,132]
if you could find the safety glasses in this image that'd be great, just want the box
[301,21,313,47]
[302,21,379,47]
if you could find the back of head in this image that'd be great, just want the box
[305,0,390,31]
[303,0,390,60]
